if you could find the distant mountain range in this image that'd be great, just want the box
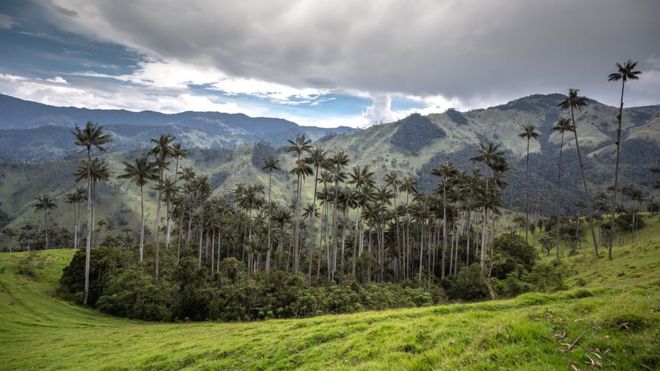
[0,93,658,229]
[0,94,356,160]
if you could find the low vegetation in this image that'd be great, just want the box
[0,216,658,369]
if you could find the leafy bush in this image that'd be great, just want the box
[97,268,176,321]
[490,234,536,279]
[445,264,490,301]
[17,252,46,277]
[614,212,644,232]
[523,262,566,293]
[59,247,132,306]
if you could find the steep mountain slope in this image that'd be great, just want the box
[321,93,660,214]
[0,94,355,160]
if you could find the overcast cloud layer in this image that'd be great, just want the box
[0,0,659,127]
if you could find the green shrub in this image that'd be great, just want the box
[59,247,132,306]
[445,264,490,301]
[524,261,566,293]
[97,268,176,321]
[17,252,46,277]
[490,234,536,279]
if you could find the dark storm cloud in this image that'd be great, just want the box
[32,0,660,107]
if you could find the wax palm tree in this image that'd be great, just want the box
[385,170,402,274]
[518,124,540,244]
[119,156,158,262]
[149,134,174,257]
[289,158,313,273]
[607,60,641,259]
[194,176,211,267]
[74,158,111,247]
[552,118,574,260]
[2,227,17,253]
[72,121,111,305]
[329,151,350,279]
[348,165,376,272]
[159,176,179,250]
[65,187,86,249]
[262,155,281,272]
[20,224,34,251]
[287,134,312,273]
[431,162,455,278]
[471,142,507,271]
[167,142,187,248]
[558,89,599,256]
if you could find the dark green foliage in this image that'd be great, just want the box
[445,265,490,301]
[60,249,443,322]
[17,252,46,277]
[59,247,132,306]
[391,113,446,154]
[172,257,214,321]
[445,109,468,125]
[523,262,566,293]
[490,234,536,279]
[97,268,176,321]
[614,212,645,232]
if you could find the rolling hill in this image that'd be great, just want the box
[0,216,658,369]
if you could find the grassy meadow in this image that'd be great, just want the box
[0,216,658,370]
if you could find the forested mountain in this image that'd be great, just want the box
[1,93,658,229]
[0,94,355,160]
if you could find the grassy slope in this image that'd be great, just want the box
[0,218,659,370]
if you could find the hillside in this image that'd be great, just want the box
[321,94,660,214]
[0,94,355,160]
[1,93,658,231]
[1,216,658,369]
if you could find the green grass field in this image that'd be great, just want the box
[1,218,659,370]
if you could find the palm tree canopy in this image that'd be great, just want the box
[287,134,312,156]
[263,156,281,172]
[72,121,112,152]
[150,134,175,161]
[518,124,540,140]
[74,158,111,182]
[431,161,456,179]
[470,141,505,170]
[348,165,375,189]
[34,194,57,211]
[118,156,159,187]
[608,60,641,82]
[558,88,588,111]
[552,118,574,134]
[171,143,188,160]
[289,159,314,179]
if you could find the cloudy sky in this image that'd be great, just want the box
[0,0,659,127]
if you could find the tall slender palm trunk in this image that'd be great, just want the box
[139,185,145,262]
[293,174,301,273]
[83,149,92,305]
[525,137,530,243]
[154,168,163,280]
[266,170,274,273]
[608,79,626,259]
[570,107,599,256]
[555,132,565,260]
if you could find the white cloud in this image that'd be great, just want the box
[363,95,395,126]
[46,76,68,84]
[0,13,15,29]
[42,0,660,108]
[0,72,264,116]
